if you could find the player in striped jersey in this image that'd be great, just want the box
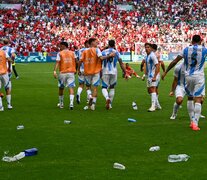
[101,40,125,109]
[76,40,89,104]
[162,35,207,131]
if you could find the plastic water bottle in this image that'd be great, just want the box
[149,146,160,152]
[168,154,190,163]
[132,102,138,110]
[17,125,24,130]
[128,118,136,122]
[83,106,89,110]
[64,120,71,124]
[113,162,126,170]
[24,148,38,156]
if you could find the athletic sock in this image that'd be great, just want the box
[156,95,161,107]
[6,95,11,105]
[87,89,92,99]
[151,92,157,107]
[59,95,64,104]
[0,98,2,108]
[172,102,180,115]
[102,88,109,100]
[194,103,201,126]
[109,89,115,103]
[187,100,194,121]
[92,97,97,104]
[77,87,83,96]
[70,95,74,106]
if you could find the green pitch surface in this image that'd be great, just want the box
[0,63,207,180]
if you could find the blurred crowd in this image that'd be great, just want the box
[0,0,207,55]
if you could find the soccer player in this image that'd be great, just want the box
[54,42,77,110]
[125,63,140,79]
[162,35,207,131]
[78,38,115,110]
[169,61,185,120]
[1,39,19,79]
[76,40,89,104]
[0,49,13,111]
[101,40,125,109]
[144,43,159,112]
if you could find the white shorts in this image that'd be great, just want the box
[147,76,160,88]
[78,74,85,84]
[85,73,100,87]
[175,85,185,98]
[58,73,75,88]
[0,73,10,90]
[185,75,205,97]
[102,74,117,88]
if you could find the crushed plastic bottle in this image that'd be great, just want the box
[168,154,190,163]
[83,106,89,110]
[128,118,137,122]
[24,148,38,156]
[2,152,25,162]
[64,120,71,124]
[17,125,24,130]
[113,162,126,170]
[149,146,160,152]
[132,102,138,110]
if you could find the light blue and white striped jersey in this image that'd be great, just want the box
[145,51,158,78]
[174,61,185,86]
[182,45,207,76]
[78,48,88,72]
[102,48,120,75]
[1,46,15,58]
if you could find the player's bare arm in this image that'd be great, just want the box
[53,61,59,79]
[118,58,126,74]
[162,55,183,80]
[99,52,116,61]
[140,59,145,72]
[152,64,159,82]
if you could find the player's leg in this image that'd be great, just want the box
[12,65,19,79]
[155,75,161,110]
[0,76,3,111]
[108,74,117,109]
[90,73,100,110]
[101,74,110,109]
[147,78,157,112]
[58,73,65,108]
[170,85,184,120]
[67,73,75,110]
[200,97,205,118]
[3,74,12,109]
[85,75,93,106]
[132,70,140,78]
[76,74,85,104]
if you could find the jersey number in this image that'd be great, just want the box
[190,51,197,67]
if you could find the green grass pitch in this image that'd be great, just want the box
[0,63,207,180]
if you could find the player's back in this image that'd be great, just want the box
[183,45,207,76]
[102,48,119,75]
[0,50,8,75]
[81,47,102,75]
[59,49,76,73]
[174,61,185,86]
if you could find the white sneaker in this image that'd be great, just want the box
[148,106,156,112]
[69,104,74,110]
[200,114,205,119]
[0,107,4,111]
[57,103,64,109]
[170,114,177,120]
[156,104,162,110]
[90,104,96,111]
[109,104,112,109]
[7,104,13,110]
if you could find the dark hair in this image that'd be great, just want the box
[192,35,201,43]
[152,44,158,51]
[3,39,9,45]
[60,42,68,48]
[88,38,97,45]
[126,63,129,65]
[108,40,115,47]
[84,40,89,46]
[144,43,152,47]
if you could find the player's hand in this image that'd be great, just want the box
[109,52,116,57]
[152,77,156,82]
[162,72,166,80]
[53,71,57,79]
[169,91,174,97]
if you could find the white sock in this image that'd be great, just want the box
[0,97,2,108]
[156,95,161,107]
[151,92,157,107]
[102,88,109,100]
[59,95,64,104]
[109,89,115,103]
[194,103,201,126]
[172,102,180,115]
[6,95,11,105]
[187,100,194,121]
[77,87,83,96]
[70,95,74,105]
[92,97,97,104]
[87,89,92,99]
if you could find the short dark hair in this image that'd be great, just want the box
[84,40,89,46]
[60,42,68,48]
[192,35,201,43]
[144,43,152,47]
[108,40,115,47]
[126,63,129,65]
[88,38,97,45]
[151,44,158,51]
[3,39,9,45]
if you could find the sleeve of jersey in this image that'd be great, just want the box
[116,51,121,59]
[56,53,60,61]
[96,48,102,57]
[5,52,10,58]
